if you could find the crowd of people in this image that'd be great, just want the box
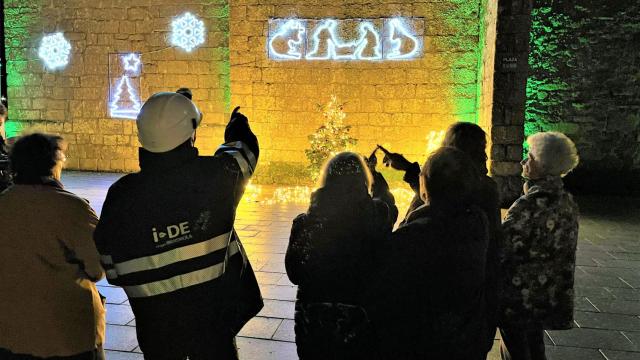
[0,90,580,360]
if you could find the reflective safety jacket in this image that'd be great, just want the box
[94,122,262,351]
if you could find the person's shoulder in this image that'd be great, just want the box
[106,173,140,195]
[50,187,96,215]
[196,154,242,177]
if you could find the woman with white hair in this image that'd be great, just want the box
[499,132,580,360]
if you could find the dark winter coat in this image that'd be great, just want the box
[94,117,262,358]
[285,173,397,360]
[500,176,579,330]
[370,203,489,360]
[402,161,503,352]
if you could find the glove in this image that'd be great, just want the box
[225,106,250,143]
[382,151,413,171]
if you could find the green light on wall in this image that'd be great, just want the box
[525,3,573,156]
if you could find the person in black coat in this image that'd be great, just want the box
[370,147,489,360]
[381,122,502,357]
[285,151,398,360]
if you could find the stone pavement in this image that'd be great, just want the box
[61,171,640,360]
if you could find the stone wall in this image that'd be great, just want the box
[478,0,497,157]
[3,0,504,185]
[230,0,494,182]
[490,0,532,204]
[526,0,640,194]
[3,0,230,172]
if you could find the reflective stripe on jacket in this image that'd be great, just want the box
[93,137,263,349]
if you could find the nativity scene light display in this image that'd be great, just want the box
[268,17,423,61]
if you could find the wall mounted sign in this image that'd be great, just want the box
[170,12,205,52]
[268,17,423,61]
[108,53,142,119]
[38,32,72,70]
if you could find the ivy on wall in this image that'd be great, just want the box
[526,0,640,171]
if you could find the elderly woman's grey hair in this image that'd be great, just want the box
[527,132,579,177]
[319,151,373,192]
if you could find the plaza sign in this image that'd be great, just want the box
[268,17,423,61]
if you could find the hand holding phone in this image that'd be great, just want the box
[377,144,412,171]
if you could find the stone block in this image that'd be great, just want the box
[79,158,98,171]
[492,125,524,145]
[73,119,98,134]
[46,122,66,134]
[98,120,124,135]
[491,144,506,161]
[43,110,66,121]
[506,145,523,161]
[492,161,522,176]
[246,5,274,21]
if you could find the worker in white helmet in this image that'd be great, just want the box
[94,92,262,360]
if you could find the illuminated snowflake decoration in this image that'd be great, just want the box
[170,12,205,52]
[38,32,71,70]
[122,53,141,74]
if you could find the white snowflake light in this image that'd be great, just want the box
[170,12,205,52]
[38,32,71,70]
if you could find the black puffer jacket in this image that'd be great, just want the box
[402,162,502,352]
[285,176,397,360]
[370,203,489,360]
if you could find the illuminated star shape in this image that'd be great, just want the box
[170,12,205,52]
[38,32,72,71]
[122,53,141,74]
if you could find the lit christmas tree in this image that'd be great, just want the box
[305,95,358,180]
[109,75,141,119]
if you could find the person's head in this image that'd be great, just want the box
[319,152,373,193]
[442,122,488,175]
[522,132,579,179]
[10,133,66,183]
[136,92,202,153]
[419,147,480,207]
[176,88,193,100]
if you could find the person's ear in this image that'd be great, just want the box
[419,176,428,202]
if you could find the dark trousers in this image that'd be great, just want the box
[0,348,102,360]
[499,327,547,360]
[141,338,238,360]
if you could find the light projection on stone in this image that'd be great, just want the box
[385,18,421,60]
[109,53,142,119]
[122,53,141,74]
[268,19,306,60]
[170,12,205,52]
[268,17,422,61]
[38,32,72,70]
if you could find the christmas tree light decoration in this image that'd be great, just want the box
[38,32,71,70]
[268,19,306,60]
[109,76,142,119]
[122,53,141,74]
[170,12,205,52]
[305,95,358,179]
[385,18,421,60]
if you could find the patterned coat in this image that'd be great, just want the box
[500,176,579,330]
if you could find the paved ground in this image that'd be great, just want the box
[61,171,640,360]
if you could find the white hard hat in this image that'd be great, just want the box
[136,92,202,153]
